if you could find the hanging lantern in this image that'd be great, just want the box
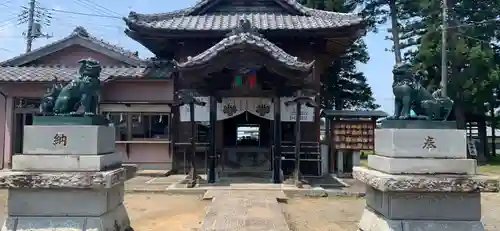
[247,70,256,88]
[233,75,243,87]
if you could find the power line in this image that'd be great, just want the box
[74,0,121,17]
[50,15,124,30]
[72,0,115,17]
[438,18,500,30]
[0,16,18,28]
[451,7,500,14]
[0,0,12,8]
[0,47,12,52]
[42,8,121,19]
[457,32,496,45]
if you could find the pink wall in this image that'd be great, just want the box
[0,80,174,169]
[101,81,174,102]
[29,45,129,66]
[2,98,12,169]
[116,143,172,163]
[0,94,5,168]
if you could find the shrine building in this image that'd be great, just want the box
[124,0,365,182]
[0,1,366,183]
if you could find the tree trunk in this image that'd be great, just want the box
[389,0,402,64]
[478,118,489,164]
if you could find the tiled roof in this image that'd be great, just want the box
[0,27,143,67]
[175,19,313,71]
[0,66,172,82]
[125,0,362,31]
[129,13,359,31]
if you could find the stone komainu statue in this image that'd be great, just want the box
[40,58,101,115]
[389,63,453,120]
[39,78,63,115]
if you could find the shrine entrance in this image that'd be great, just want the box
[221,111,272,178]
[174,19,316,183]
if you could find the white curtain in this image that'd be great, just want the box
[180,97,315,122]
[246,97,274,120]
[217,97,247,120]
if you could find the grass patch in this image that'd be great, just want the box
[478,156,500,176]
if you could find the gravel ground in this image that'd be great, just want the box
[283,193,500,231]
[125,193,208,231]
[0,190,498,231]
[0,191,208,231]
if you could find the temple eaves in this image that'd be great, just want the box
[173,19,314,72]
[123,0,364,32]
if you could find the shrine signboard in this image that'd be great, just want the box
[332,120,374,151]
[321,110,388,152]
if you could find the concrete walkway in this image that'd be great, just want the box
[125,174,366,197]
[200,190,290,231]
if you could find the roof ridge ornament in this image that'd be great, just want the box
[72,26,89,37]
[226,19,262,37]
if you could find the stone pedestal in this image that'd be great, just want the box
[354,123,499,231]
[1,120,136,231]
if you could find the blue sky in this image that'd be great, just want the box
[0,0,395,113]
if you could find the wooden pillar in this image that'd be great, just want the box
[337,150,344,175]
[273,95,282,183]
[294,102,301,181]
[188,102,196,178]
[208,96,217,183]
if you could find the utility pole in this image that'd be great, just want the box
[25,0,36,53]
[19,0,52,53]
[441,0,448,97]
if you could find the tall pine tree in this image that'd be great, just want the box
[301,0,380,110]
[359,0,500,161]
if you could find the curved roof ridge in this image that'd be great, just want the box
[125,0,362,23]
[176,19,313,71]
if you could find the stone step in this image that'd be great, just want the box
[199,190,290,231]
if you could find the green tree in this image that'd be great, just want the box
[407,0,500,127]
[301,0,380,110]
[357,0,423,64]
[403,0,500,161]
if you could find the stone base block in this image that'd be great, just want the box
[0,166,137,189]
[8,184,124,216]
[2,204,132,231]
[367,155,476,175]
[23,125,115,155]
[375,128,466,158]
[365,186,480,220]
[33,115,109,126]
[353,167,499,193]
[358,208,484,231]
[12,152,123,171]
[379,120,457,129]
